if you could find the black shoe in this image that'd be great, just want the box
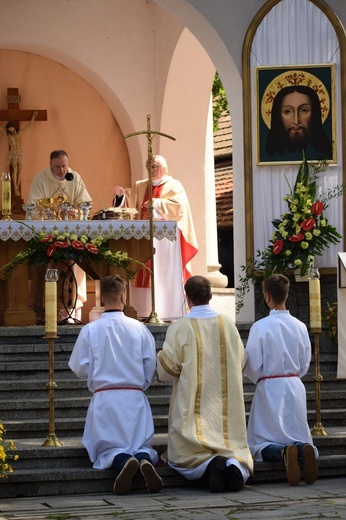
[139,459,163,492]
[225,464,244,492]
[207,456,226,493]
[113,457,139,495]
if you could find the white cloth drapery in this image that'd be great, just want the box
[251,0,343,269]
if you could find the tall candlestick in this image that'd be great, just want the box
[45,269,58,336]
[308,267,321,330]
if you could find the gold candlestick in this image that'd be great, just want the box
[42,268,62,447]
[308,267,327,436]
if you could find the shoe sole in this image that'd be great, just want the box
[140,461,163,493]
[302,444,318,484]
[113,458,139,495]
[285,445,301,486]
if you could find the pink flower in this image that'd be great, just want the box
[86,243,99,254]
[72,240,84,250]
[55,240,69,248]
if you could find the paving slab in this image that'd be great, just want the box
[0,477,346,519]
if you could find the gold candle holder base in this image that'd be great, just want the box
[145,311,164,324]
[2,212,12,221]
[311,422,328,436]
[42,433,63,447]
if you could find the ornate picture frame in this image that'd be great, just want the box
[256,64,336,165]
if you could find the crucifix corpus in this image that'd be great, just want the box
[0,87,47,199]
[124,114,176,324]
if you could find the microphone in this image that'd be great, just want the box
[65,172,106,220]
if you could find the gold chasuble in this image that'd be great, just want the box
[158,316,253,473]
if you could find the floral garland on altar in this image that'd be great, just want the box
[236,154,343,312]
[0,223,146,281]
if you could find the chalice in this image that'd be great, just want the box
[60,202,73,221]
[22,203,36,220]
[78,201,93,221]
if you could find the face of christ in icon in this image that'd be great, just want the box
[280,91,312,151]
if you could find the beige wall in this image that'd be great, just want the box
[0,50,130,214]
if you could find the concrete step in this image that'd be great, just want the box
[1,431,345,499]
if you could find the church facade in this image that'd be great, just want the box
[0,0,344,324]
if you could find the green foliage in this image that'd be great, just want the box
[324,302,338,344]
[212,72,229,132]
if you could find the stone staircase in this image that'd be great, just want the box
[0,324,345,498]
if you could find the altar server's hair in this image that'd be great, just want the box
[185,275,212,306]
[263,274,289,304]
[101,274,127,299]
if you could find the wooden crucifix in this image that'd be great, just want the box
[0,87,47,205]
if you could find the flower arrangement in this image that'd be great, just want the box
[0,422,18,478]
[236,154,343,312]
[0,224,146,281]
[324,301,338,345]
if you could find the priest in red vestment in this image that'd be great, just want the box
[113,155,198,320]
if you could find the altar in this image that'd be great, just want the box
[0,220,178,326]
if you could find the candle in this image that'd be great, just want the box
[1,172,11,212]
[45,269,58,335]
[308,268,321,330]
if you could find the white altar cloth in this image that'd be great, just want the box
[0,220,177,242]
[0,220,183,322]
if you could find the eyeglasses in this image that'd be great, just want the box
[146,164,160,169]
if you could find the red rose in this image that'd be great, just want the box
[72,240,84,250]
[288,233,305,242]
[55,240,69,248]
[311,201,324,216]
[86,243,99,254]
[273,240,284,255]
[41,235,53,243]
[46,244,57,257]
[301,218,315,231]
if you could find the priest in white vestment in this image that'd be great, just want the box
[69,274,162,495]
[27,149,92,322]
[113,155,198,321]
[244,274,318,486]
[157,275,253,493]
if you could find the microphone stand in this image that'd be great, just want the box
[64,172,106,220]
[124,114,175,324]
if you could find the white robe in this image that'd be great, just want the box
[244,309,318,461]
[68,311,158,469]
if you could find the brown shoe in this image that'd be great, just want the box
[139,459,163,493]
[113,457,139,495]
[283,445,301,486]
[302,444,318,484]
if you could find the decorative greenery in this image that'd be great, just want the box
[0,224,146,281]
[236,154,343,312]
[0,422,18,478]
[212,72,229,132]
[324,301,338,345]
